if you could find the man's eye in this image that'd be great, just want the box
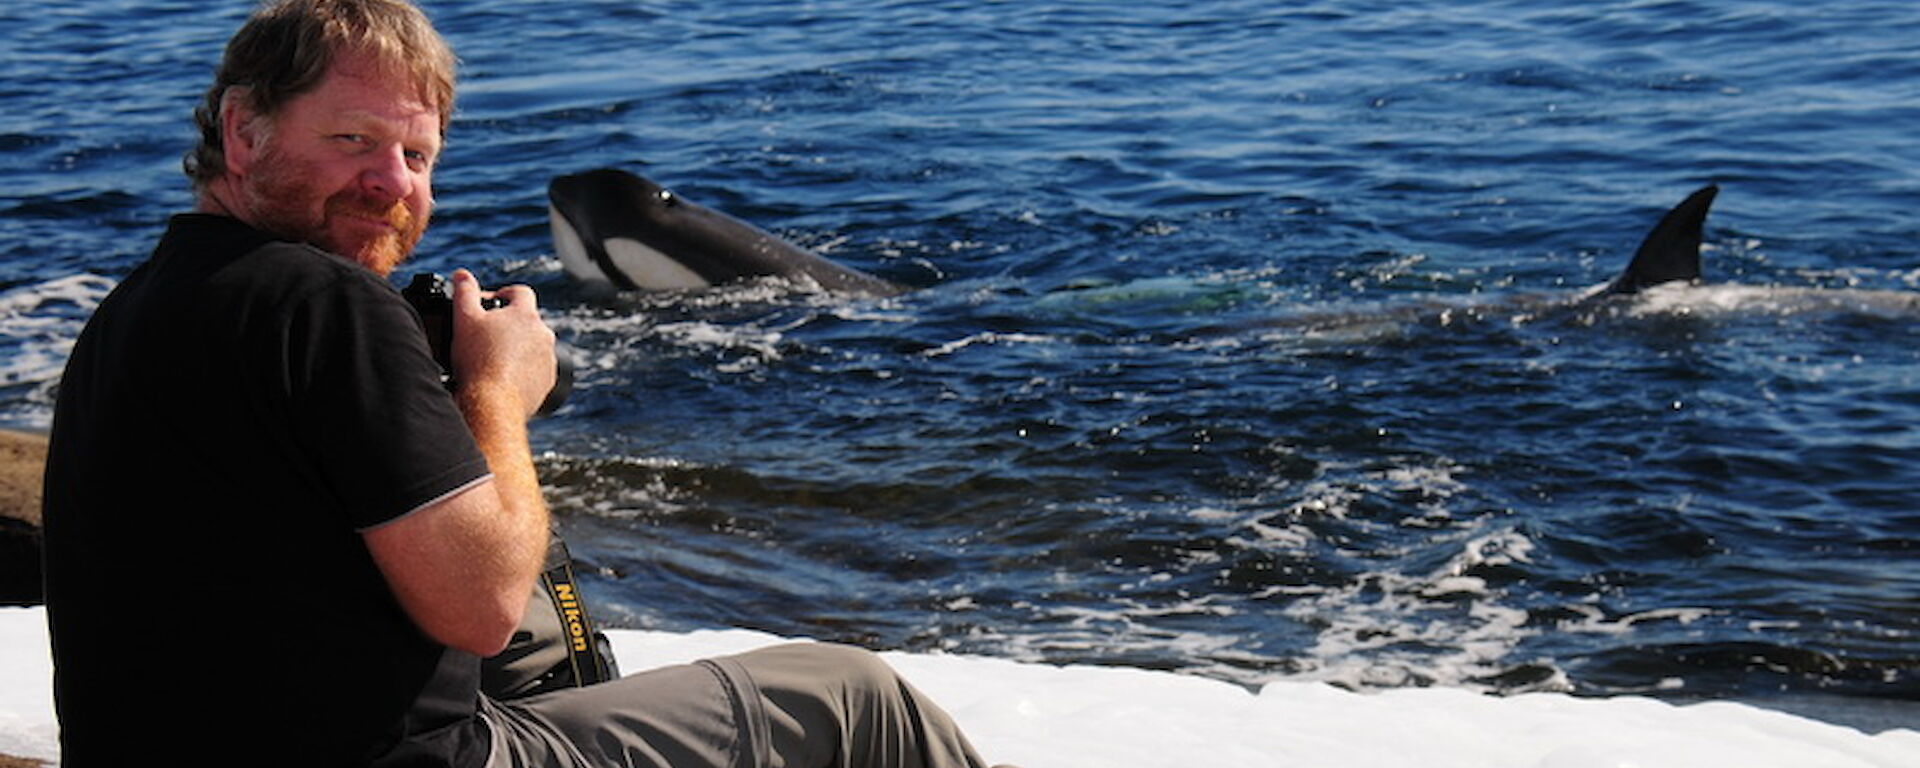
[334,134,369,146]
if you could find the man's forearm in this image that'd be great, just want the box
[458,376,551,595]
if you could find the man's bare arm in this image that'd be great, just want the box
[363,270,557,656]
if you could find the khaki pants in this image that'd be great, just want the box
[480,642,990,768]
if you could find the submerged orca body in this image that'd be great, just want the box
[547,168,904,297]
[1045,185,1725,317]
[1137,184,1757,340]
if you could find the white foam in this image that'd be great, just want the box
[1627,283,1920,320]
[921,332,1057,358]
[0,274,116,426]
[649,320,787,371]
[1277,526,1546,692]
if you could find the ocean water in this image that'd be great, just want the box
[5,0,1919,716]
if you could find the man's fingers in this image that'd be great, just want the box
[450,268,485,314]
[490,283,538,313]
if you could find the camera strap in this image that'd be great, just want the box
[537,534,614,687]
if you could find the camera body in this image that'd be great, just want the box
[402,272,572,417]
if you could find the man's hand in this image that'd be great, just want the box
[448,269,556,420]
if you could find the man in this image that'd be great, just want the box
[40,1,997,766]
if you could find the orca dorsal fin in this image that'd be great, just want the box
[1606,184,1718,295]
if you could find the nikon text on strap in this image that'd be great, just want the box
[537,534,613,687]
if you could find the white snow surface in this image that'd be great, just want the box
[3,606,1916,767]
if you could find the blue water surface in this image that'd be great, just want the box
[5,0,1919,719]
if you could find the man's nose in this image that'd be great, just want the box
[358,144,414,201]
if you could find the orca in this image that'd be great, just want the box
[547,168,905,297]
[1600,184,1717,296]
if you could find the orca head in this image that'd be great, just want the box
[1604,184,1719,295]
[548,167,908,297]
[547,168,713,291]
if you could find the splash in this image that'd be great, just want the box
[0,273,117,426]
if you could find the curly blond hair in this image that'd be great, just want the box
[183,0,456,188]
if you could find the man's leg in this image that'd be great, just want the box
[735,643,989,768]
[482,642,990,768]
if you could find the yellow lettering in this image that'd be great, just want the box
[551,581,590,652]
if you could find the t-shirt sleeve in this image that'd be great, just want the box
[280,270,493,531]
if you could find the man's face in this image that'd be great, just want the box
[232,53,442,276]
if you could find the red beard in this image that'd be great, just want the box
[240,141,429,277]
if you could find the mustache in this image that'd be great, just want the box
[326,193,415,232]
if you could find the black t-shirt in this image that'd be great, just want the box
[42,214,494,766]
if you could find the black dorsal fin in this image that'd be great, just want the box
[1606,184,1718,295]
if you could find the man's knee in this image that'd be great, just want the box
[744,642,907,702]
[734,643,986,768]
[824,644,911,704]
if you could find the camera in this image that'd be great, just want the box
[402,272,573,417]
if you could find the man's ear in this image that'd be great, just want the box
[219,86,262,177]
